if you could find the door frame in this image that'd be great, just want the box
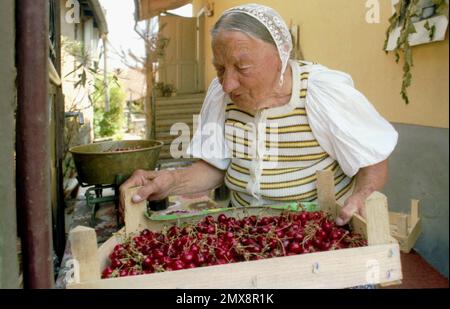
[196,8,206,93]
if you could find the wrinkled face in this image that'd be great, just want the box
[212,31,281,111]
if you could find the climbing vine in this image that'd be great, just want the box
[383,0,448,104]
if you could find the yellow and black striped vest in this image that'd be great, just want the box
[224,60,354,207]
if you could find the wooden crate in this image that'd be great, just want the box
[389,200,422,253]
[66,171,402,289]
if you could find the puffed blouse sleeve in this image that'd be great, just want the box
[305,66,398,177]
[186,77,231,170]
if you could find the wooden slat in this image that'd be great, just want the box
[410,199,420,227]
[365,192,391,246]
[68,243,402,289]
[97,228,123,272]
[156,101,203,108]
[68,226,101,283]
[316,170,337,218]
[400,219,422,253]
[373,193,403,288]
[124,187,149,235]
[396,213,409,238]
[155,132,192,140]
[156,118,194,127]
[389,211,402,224]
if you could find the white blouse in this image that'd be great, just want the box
[187,60,398,177]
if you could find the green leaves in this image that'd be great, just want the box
[401,45,413,105]
[383,0,423,104]
[432,0,449,15]
[383,11,400,52]
[424,21,437,41]
[404,43,413,66]
[62,37,100,90]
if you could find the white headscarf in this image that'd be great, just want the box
[221,3,293,84]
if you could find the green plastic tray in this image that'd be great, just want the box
[145,201,319,221]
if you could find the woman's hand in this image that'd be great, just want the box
[118,160,226,224]
[119,169,175,224]
[336,160,389,226]
[336,192,368,226]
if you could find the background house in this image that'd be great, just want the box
[138,0,449,278]
[61,0,109,146]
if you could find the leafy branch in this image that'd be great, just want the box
[62,37,100,90]
[383,0,448,104]
[384,0,419,104]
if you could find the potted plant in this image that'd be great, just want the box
[162,83,176,97]
[154,82,164,97]
[154,82,176,97]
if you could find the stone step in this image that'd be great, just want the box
[156,106,202,116]
[155,100,204,108]
[155,114,196,122]
[155,124,195,134]
[155,132,191,145]
[156,93,204,103]
[156,118,194,126]
[153,94,204,161]
[156,105,203,114]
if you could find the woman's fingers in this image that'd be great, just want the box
[121,170,157,189]
[336,202,358,226]
[118,169,158,223]
[133,182,157,203]
[336,194,364,226]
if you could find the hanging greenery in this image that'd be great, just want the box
[383,0,448,104]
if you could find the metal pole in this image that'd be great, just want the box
[54,0,67,263]
[16,0,54,288]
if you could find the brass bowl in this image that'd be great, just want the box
[69,139,164,185]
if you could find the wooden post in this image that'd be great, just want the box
[365,192,391,246]
[69,226,100,283]
[398,199,421,253]
[316,170,337,218]
[365,192,402,287]
[410,199,420,227]
[124,187,148,235]
[396,214,409,238]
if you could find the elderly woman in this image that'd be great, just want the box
[120,4,398,226]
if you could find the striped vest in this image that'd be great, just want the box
[224,60,354,207]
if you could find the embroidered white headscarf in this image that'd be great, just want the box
[221,3,293,84]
